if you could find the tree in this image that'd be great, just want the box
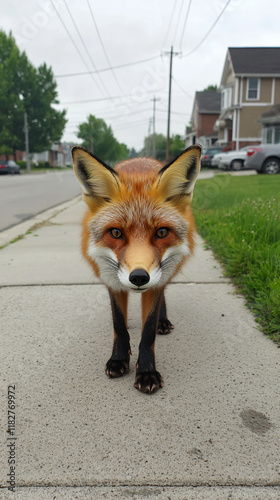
[141,133,185,161]
[0,30,66,158]
[77,114,129,163]
[203,84,218,91]
[141,133,166,160]
[129,148,138,159]
[170,134,185,158]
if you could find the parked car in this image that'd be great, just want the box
[212,146,257,170]
[200,146,223,168]
[244,144,280,174]
[0,160,21,175]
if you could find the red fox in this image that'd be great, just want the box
[72,145,201,394]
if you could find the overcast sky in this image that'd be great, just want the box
[1,0,280,151]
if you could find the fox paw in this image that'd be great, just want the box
[157,319,174,335]
[105,359,129,378]
[134,371,163,394]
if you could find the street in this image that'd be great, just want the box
[0,168,257,233]
[0,171,81,231]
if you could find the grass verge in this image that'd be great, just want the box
[192,173,280,343]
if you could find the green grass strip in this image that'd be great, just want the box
[192,174,280,343]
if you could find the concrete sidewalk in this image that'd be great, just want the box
[0,198,279,499]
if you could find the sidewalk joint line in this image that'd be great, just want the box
[0,281,230,288]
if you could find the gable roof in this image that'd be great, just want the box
[229,47,280,75]
[195,91,221,114]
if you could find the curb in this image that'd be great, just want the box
[0,195,82,248]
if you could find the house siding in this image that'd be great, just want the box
[273,78,280,102]
[225,66,235,86]
[239,105,271,138]
[197,114,219,138]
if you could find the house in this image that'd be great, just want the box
[186,91,221,149]
[257,104,280,144]
[32,143,67,167]
[215,47,280,150]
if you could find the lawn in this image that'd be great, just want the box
[192,173,280,343]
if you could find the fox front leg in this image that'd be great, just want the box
[157,292,174,335]
[106,290,131,378]
[134,290,164,394]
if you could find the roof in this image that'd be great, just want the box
[195,91,221,114]
[229,47,280,75]
[258,104,280,124]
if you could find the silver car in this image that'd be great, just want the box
[244,144,280,174]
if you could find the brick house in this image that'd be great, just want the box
[186,91,221,149]
[31,143,66,167]
[215,47,280,150]
[0,143,67,166]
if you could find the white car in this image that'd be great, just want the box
[211,146,256,171]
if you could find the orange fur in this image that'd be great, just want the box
[72,145,201,393]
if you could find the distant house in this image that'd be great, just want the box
[186,91,221,149]
[215,47,280,149]
[32,143,66,167]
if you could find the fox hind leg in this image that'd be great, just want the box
[157,292,174,335]
[106,291,131,378]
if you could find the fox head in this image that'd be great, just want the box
[72,145,201,292]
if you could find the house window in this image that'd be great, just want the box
[262,126,280,144]
[275,127,280,143]
[221,87,232,109]
[246,77,260,100]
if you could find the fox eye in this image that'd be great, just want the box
[156,227,169,239]
[109,228,123,239]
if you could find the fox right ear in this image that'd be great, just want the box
[71,146,119,205]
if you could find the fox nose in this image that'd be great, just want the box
[129,268,150,287]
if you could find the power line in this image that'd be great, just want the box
[86,0,124,95]
[160,0,179,52]
[49,0,103,94]
[54,55,160,78]
[173,0,185,48]
[172,77,193,100]
[60,96,122,105]
[179,0,193,53]
[112,119,148,130]
[62,0,112,98]
[59,88,169,105]
[183,0,232,57]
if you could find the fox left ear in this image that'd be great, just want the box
[156,145,201,203]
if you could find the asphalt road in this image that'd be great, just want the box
[0,170,81,231]
[0,168,257,232]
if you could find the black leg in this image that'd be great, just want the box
[157,292,174,335]
[105,291,131,378]
[134,290,164,394]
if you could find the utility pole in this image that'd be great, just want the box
[24,112,31,173]
[151,96,161,158]
[163,46,180,162]
[147,118,153,157]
